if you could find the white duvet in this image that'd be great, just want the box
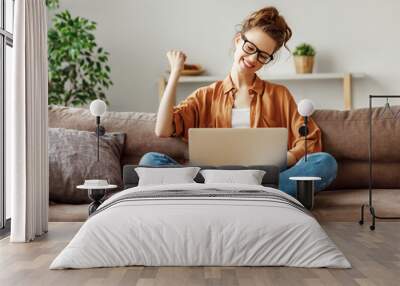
[50,183,351,269]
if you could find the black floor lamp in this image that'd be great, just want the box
[297,99,315,161]
[289,99,319,210]
[89,99,107,162]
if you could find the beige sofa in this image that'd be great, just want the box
[48,105,400,222]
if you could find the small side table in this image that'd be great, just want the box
[289,176,321,210]
[77,184,118,215]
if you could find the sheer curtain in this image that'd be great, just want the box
[8,0,49,242]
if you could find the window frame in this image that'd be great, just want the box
[0,0,14,231]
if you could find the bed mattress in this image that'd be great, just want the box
[50,183,350,269]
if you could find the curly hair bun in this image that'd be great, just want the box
[241,7,292,52]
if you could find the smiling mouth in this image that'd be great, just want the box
[242,58,255,69]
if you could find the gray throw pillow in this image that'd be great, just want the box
[49,128,126,203]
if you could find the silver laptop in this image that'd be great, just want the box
[188,128,288,168]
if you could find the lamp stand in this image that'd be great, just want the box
[95,116,106,162]
[298,116,309,162]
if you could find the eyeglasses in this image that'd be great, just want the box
[241,34,273,65]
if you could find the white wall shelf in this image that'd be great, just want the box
[159,73,366,110]
[178,73,365,82]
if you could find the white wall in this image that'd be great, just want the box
[51,0,400,112]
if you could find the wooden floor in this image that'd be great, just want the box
[0,222,399,286]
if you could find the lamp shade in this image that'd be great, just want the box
[297,99,315,117]
[90,99,107,117]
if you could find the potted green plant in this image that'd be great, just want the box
[47,1,113,106]
[293,43,316,74]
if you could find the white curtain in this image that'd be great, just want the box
[9,0,49,242]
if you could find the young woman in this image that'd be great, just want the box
[139,6,337,197]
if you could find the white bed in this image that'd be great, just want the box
[50,183,351,269]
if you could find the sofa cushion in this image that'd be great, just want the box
[329,160,400,189]
[49,105,189,165]
[49,128,126,203]
[313,106,400,162]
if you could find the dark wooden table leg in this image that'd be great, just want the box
[296,180,315,210]
[88,189,106,215]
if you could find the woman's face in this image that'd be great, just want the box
[233,27,277,74]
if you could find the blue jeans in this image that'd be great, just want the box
[138,152,337,197]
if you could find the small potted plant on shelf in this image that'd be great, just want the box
[293,43,316,74]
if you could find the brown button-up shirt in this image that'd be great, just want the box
[172,74,322,161]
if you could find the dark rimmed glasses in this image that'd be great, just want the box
[241,34,274,65]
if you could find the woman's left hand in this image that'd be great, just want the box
[287,152,297,167]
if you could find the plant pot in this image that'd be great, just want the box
[294,56,315,74]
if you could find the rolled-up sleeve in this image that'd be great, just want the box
[172,89,201,142]
[284,88,322,161]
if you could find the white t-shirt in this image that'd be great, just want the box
[231,107,250,128]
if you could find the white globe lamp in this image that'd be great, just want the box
[298,99,315,117]
[90,99,107,117]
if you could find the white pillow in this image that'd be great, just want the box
[200,169,266,185]
[135,167,201,186]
